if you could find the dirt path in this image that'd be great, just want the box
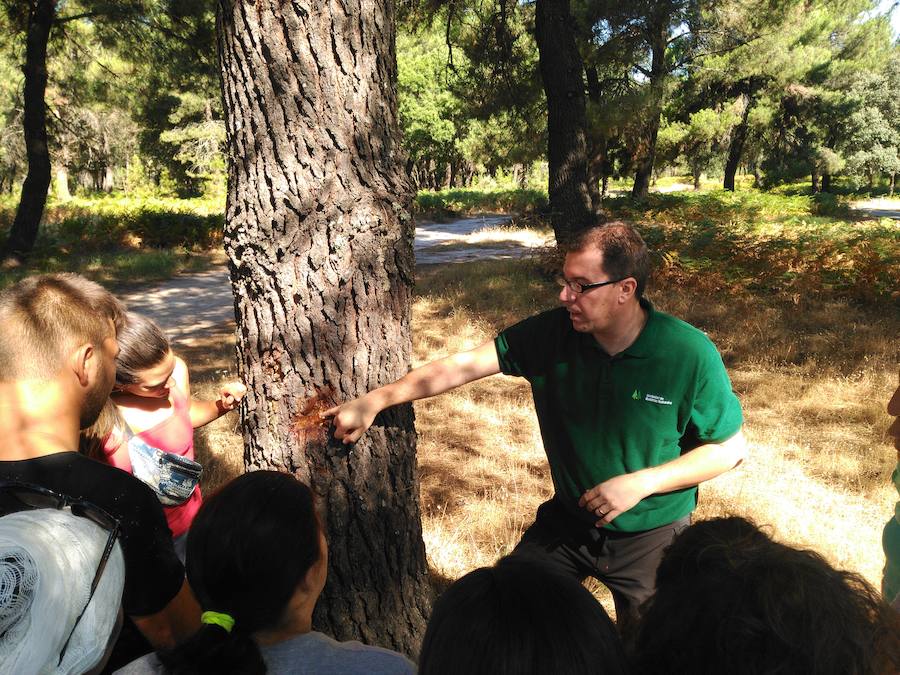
[852,197,900,220]
[122,215,550,341]
[122,196,899,341]
[119,267,234,346]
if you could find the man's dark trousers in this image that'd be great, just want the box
[510,497,690,637]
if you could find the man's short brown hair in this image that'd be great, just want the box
[568,222,650,297]
[0,273,125,380]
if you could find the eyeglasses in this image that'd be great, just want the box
[0,479,121,666]
[555,276,627,294]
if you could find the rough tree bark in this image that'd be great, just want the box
[3,0,55,263]
[534,0,595,243]
[217,0,430,654]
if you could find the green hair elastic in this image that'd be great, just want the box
[201,610,236,633]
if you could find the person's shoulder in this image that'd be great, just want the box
[0,452,163,525]
[55,452,166,512]
[503,306,569,334]
[267,632,415,675]
[172,354,190,390]
[649,307,719,352]
[113,651,165,675]
[531,306,569,324]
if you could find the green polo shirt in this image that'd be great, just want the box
[495,300,743,533]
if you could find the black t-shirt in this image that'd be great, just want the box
[0,451,185,616]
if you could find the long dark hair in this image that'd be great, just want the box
[419,555,628,675]
[632,516,900,675]
[160,470,322,674]
[113,311,171,386]
[78,311,171,458]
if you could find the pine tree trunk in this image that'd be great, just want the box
[217,0,429,655]
[724,88,756,192]
[534,0,594,243]
[631,14,668,201]
[3,0,55,263]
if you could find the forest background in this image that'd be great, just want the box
[0,0,898,617]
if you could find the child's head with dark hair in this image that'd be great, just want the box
[161,470,324,675]
[113,312,171,390]
[79,311,173,458]
[419,555,628,675]
[633,516,900,675]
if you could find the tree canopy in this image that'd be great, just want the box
[0,0,897,242]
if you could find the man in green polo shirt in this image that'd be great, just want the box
[326,222,746,631]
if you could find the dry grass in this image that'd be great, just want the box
[187,253,898,620]
[173,323,246,493]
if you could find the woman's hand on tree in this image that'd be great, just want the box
[218,382,248,411]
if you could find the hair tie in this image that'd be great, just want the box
[201,610,235,633]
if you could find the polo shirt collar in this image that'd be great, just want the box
[620,297,657,359]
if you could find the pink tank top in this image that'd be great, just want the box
[102,384,202,538]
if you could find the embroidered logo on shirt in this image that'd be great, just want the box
[644,393,673,406]
[632,389,641,400]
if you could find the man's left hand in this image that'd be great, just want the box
[578,472,655,527]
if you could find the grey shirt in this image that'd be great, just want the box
[114,631,415,675]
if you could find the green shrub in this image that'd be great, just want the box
[414,188,548,217]
[0,195,226,253]
[604,188,898,305]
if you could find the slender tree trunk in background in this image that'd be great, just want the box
[583,64,605,212]
[3,0,55,263]
[890,173,895,197]
[631,14,667,201]
[534,0,594,243]
[811,167,820,193]
[821,172,831,193]
[217,0,429,654]
[587,153,603,210]
[54,166,70,201]
[724,88,757,191]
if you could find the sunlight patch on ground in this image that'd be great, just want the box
[444,225,552,248]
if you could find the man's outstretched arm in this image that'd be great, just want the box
[325,339,501,444]
[579,430,747,527]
